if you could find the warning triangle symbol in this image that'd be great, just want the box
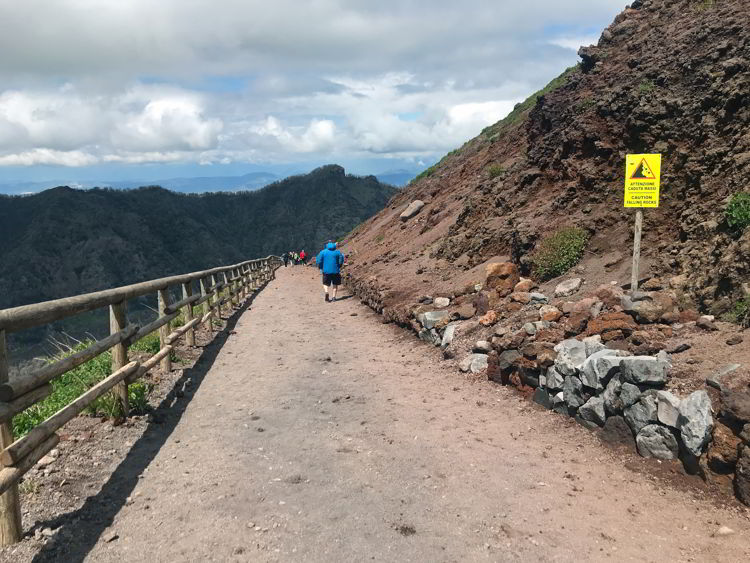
[631,158,656,180]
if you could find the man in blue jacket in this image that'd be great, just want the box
[316,241,345,302]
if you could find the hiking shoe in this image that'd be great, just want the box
[331,297,336,302]
[325,294,330,302]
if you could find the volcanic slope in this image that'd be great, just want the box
[344,0,750,320]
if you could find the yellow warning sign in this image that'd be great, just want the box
[625,153,661,208]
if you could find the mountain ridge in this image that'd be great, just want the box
[0,164,397,310]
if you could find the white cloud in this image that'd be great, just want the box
[0,1,628,171]
[0,149,99,167]
[548,36,600,51]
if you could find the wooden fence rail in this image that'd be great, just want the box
[0,255,282,545]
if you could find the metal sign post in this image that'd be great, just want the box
[624,153,661,292]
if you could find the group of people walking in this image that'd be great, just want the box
[283,250,306,266]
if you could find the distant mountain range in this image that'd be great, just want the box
[0,168,417,195]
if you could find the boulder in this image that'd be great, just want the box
[735,446,750,506]
[554,278,583,297]
[656,390,681,428]
[602,375,623,415]
[552,392,569,415]
[479,310,498,326]
[563,376,586,409]
[453,303,476,320]
[433,297,450,308]
[553,338,587,376]
[579,349,630,391]
[594,283,625,308]
[636,424,679,460]
[545,366,566,392]
[473,340,492,353]
[740,424,750,446]
[583,335,606,357]
[620,356,669,385]
[418,310,450,329]
[532,388,553,410]
[539,305,562,322]
[599,415,636,447]
[624,391,658,434]
[459,353,489,374]
[529,292,548,304]
[486,262,520,297]
[579,396,607,426]
[678,390,714,457]
[510,292,532,304]
[707,423,742,472]
[562,313,590,336]
[400,200,425,221]
[514,278,535,293]
[720,389,750,425]
[620,382,642,408]
[621,291,676,324]
[586,312,638,337]
[441,323,458,349]
[418,328,441,346]
[697,315,718,331]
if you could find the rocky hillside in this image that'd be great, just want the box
[345,0,749,319]
[343,0,750,507]
[0,164,396,309]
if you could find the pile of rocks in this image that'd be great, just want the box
[539,340,713,463]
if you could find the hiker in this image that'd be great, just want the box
[316,241,345,302]
[300,249,306,264]
[283,252,289,267]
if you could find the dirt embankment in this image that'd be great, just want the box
[342,0,750,509]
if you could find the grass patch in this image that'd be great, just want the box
[531,227,588,281]
[488,164,505,179]
[721,298,750,328]
[638,79,655,94]
[726,192,750,231]
[129,332,161,355]
[13,341,155,437]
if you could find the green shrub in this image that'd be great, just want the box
[638,80,655,94]
[129,332,161,354]
[488,164,505,179]
[722,298,750,327]
[726,192,750,231]
[13,341,155,437]
[531,227,588,281]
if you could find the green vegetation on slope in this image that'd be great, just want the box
[726,192,750,231]
[12,343,151,437]
[531,226,588,281]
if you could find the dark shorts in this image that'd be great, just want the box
[322,273,341,286]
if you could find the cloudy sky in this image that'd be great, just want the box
[0,0,627,188]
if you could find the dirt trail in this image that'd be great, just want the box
[28,266,750,561]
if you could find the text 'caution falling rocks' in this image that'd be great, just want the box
[624,153,661,208]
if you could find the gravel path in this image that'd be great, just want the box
[53,267,750,561]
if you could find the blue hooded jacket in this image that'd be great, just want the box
[316,242,344,274]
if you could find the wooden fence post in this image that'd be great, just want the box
[109,302,129,417]
[211,274,222,321]
[231,268,239,307]
[182,282,196,347]
[0,330,22,546]
[200,277,212,334]
[157,288,172,372]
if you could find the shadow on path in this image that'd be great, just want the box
[31,277,274,563]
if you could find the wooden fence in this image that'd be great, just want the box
[0,255,282,545]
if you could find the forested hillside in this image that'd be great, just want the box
[0,164,396,309]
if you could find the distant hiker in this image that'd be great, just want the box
[316,241,345,302]
[283,252,289,267]
[300,250,306,264]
